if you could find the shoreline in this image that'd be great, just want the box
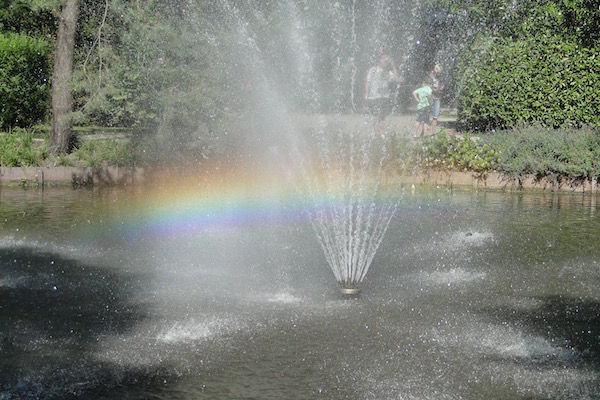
[384,169,598,194]
[0,166,597,193]
[0,166,145,187]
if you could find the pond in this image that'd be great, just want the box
[1,184,599,399]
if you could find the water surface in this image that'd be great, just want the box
[1,185,599,399]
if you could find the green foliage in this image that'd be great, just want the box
[56,153,72,166]
[71,139,137,167]
[0,33,51,129]
[561,0,600,47]
[0,0,57,37]
[457,35,600,130]
[413,131,500,174]
[0,128,138,168]
[72,0,224,137]
[424,0,600,112]
[452,1,600,131]
[423,0,600,46]
[513,0,600,47]
[400,128,600,182]
[0,128,47,166]
[483,126,600,181]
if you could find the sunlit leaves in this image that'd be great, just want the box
[457,35,600,130]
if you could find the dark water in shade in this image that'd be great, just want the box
[1,185,599,399]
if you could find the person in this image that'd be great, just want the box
[429,64,444,135]
[364,55,400,131]
[412,78,432,137]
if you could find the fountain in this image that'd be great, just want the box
[1,1,599,399]
[219,1,402,294]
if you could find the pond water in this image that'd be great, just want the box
[1,184,599,399]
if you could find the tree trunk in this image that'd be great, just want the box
[50,0,79,155]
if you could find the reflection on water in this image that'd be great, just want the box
[1,185,599,399]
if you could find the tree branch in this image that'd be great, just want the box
[82,0,110,77]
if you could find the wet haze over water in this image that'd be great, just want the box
[1,186,599,399]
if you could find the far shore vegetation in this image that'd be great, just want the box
[1,1,599,185]
[0,126,136,168]
[392,126,600,184]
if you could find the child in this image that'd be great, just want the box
[429,64,444,135]
[412,79,432,137]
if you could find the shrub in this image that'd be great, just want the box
[456,35,600,130]
[410,131,500,175]
[448,133,499,173]
[0,33,51,129]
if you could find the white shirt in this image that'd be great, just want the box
[366,66,395,100]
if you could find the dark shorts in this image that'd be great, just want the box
[416,107,431,123]
[367,98,393,121]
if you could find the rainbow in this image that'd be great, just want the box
[101,164,403,241]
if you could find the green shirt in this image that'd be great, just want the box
[415,86,432,110]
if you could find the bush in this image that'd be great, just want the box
[457,35,600,130]
[0,33,51,129]
[415,131,500,174]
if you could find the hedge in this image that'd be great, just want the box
[457,36,600,130]
[0,33,51,129]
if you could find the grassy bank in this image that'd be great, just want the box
[0,127,137,168]
[3,124,600,187]
[393,126,600,183]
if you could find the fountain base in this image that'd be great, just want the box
[339,286,361,295]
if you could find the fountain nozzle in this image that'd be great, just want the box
[339,285,361,296]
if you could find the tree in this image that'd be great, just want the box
[50,0,79,155]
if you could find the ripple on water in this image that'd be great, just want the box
[494,295,545,311]
[411,230,495,255]
[559,259,600,295]
[157,317,243,344]
[417,267,486,286]
[0,235,105,260]
[434,320,577,361]
[445,230,495,249]
[0,235,29,249]
[266,291,302,304]
[508,365,598,399]
[0,276,23,288]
